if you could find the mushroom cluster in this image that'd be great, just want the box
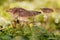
[7,7,54,28]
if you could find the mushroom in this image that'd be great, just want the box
[7,7,41,28]
[40,8,54,27]
[40,8,54,22]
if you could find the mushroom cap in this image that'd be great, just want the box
[40,8,54,13]
[7,7,41,17]
[7,7,26,14]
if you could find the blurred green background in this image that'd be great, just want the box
[0,0,60,40]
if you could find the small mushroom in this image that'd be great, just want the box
[7,7,41,27]
[40,8,54,27]
[40,8,54,22]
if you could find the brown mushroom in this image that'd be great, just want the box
[7,7,41,28]
[40,8,54,27]
[40,8,54,22]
